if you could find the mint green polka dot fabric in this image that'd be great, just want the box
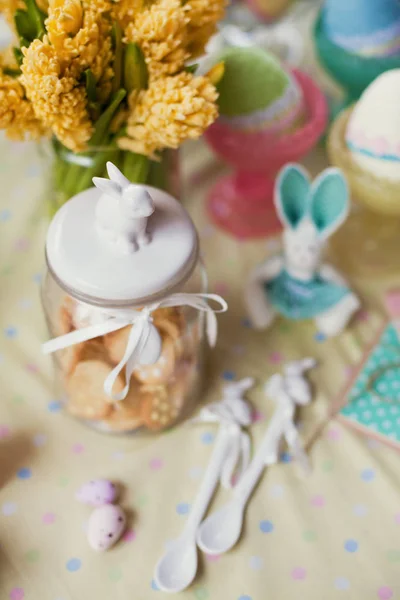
[341,324,400,442]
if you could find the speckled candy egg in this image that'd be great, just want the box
[87,504,126,551]
[346,70,400,182]
[322,0,400,57]
[76,479,118,506]
[214,47,306,139]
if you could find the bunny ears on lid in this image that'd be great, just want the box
[275,163,349,239]
[93,161,131,200]
[93,162,155,210]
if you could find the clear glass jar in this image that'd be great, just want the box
[41,260,206,434]
[40,172,224,434]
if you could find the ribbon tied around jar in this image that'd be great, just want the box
[42,293,228,402]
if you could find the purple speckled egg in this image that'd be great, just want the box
[75,479,117,506]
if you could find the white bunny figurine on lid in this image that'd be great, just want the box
[93,161,155,254]
[246,164,360,337]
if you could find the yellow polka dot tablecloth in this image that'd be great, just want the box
[1,134,400,600]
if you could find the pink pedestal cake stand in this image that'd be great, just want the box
[205,69,328,239]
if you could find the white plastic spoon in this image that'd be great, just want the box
[197,360,314,556]
[154,427,233,593]
[154,378,254,593]
[196,404,288,555]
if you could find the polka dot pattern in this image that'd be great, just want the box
[108,566,123,583]
[66,558,82,572]
[24,549,40,563]
[249,556,263,570]
[17,468,31,480]
[0,132,398,600]
[123,529,136,542]
[42,512,55,525]
[201,432,214,445]
[361,469,375,482]
[222,370,235,380]
[303,530,317,542]
[291,567,306,581]
[341,325,400,441]
[149,458,163,470]
[315,332,326,343]
[344,539,359,553]
[334,577,350,590]
[2,502,17,516]
[176,502,190,515]
[378,587,394,600]
[47,400,62,413]
[259,520,274,533]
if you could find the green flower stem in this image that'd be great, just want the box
[90,89,126,147]
[74,147,121,194]
[124,43,148,94]
[123,151,150,184]
[148,151,169,190]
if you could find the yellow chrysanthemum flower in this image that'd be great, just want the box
[125,0,189,78]
[46,0,83,48]
[46,0,114,102]
[118,71,218,157]
[185,0,226,57]
[0,66,45,140]
[20,38,93,151]
[112,0,143,29]
[185,0,226,28]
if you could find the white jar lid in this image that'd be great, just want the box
[46,182,198,304]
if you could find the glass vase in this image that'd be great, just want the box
[43,141,180,217]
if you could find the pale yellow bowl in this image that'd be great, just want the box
[327,107,400,217]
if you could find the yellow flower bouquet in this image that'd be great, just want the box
[0,0,225,212]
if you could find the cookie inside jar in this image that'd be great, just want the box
[55,297,201,433]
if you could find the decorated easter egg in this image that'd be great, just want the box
[76,479,118,506]
[345,69,400,182]
[214,47,306,136]
[87,504,126,551]
[322,0,400,58]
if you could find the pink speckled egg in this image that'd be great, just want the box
[75,479,117,506]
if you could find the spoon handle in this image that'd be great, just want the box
[233,407,289,505]
[184,426,231,537]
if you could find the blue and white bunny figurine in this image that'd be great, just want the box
[245,164,360,337]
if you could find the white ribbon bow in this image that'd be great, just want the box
[192,394,252,489]
[42,292,228,402]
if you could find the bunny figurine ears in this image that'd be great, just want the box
[275,163,349,239]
